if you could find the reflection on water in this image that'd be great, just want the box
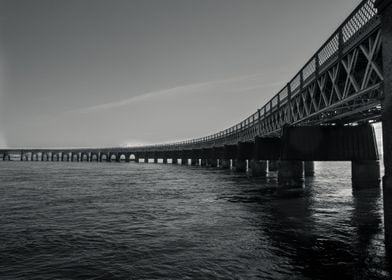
[0,161,390,279]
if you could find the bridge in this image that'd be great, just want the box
[1,0,392,249]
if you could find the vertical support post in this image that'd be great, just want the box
[268,160,279,172]
[278,161,304,188]
[250,160,267,177]
[221,159,230,169]
[352,160,380,189]
[376,0,392,250]
[304,161,315,177]
[236,142,250,172]
[287,83,292,124]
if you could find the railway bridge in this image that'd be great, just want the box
[1,0,392,249]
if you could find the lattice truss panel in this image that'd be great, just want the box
[294,29,383,125]
[258,28,382,138]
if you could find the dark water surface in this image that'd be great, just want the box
[0,161,391,279]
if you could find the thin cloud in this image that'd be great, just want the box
[66,73,283,115]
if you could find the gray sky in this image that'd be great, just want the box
[0,0,362,148]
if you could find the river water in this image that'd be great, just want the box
[0,161,391,279]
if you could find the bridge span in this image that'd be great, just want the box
[1,0,392,249]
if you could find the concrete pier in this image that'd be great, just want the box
[377,0,392,250]
[181,159,188,165]
[200,159,207,167]
[278,161,304,188]
[351,160,380,189]
[250,160,267,177]
[235,142,253,173]
[163,158,168,164]
[304,161,315,177]
[221,159,231,169]
[172,158,178,165]
[208,159,218,168]
[191,158,198,166]
[235,160,247,172]
[268,160,279,172]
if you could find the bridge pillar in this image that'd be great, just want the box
[221,159,231,169]
[377,0,392,250]
[235,160,246,172]
[268,160,279,172]
[207,158,217,167]
[191,158,198,166]
[304,161,315,177]
[211,147,222,168]
[172,158,178,165]
[250,160,267,177]
[235,142,253,172]
[352,160,380,189]
[163,158,168,164]
[181,158,188,165]
[154,158,158,164]
[200,159,207,167]
[278,161,304,189]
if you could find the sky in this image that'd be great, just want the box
[0,0,363,148]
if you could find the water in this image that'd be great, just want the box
[0,161,391,280]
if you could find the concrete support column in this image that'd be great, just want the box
[352,160,380,189]
[144,158,149,163]
[181,159,188,165]
[172,158,178,165]
[376,0,392,250]
[191,158,198,166]
[278,161,304,188]
[235,160,247,172]
[221,159,231,169]
[163,158,168,164]
[236,142,253,172]
[250,160,267,177]
[154,158,158,164]
[207,159,217,167]
[200,159,207,167]
[304,161,315,177]
[268,160,279,172]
